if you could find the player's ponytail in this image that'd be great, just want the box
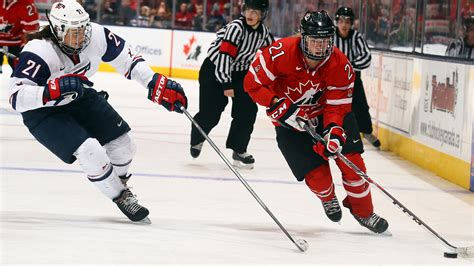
[25,26,55,42]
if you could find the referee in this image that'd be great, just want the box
[334,7,381,148]
[190,0,274,168]
[445,15,474,59]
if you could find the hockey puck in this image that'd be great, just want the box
[443,252,458,258]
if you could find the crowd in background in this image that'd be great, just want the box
[33,0,474,58]
[35,0,244,31]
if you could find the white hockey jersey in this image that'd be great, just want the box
[8,22,155,112]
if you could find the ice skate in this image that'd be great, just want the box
[113,189,151,224]
[232,151,255,169]
[321,195,342,223]
[363,133,381,148]
[190,142,203,158]
[119,174,132,186]
[353,212,389,234]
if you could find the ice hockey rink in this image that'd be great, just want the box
[1,69,473,265]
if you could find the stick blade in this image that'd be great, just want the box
[455,246,474,258]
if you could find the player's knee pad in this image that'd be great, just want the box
[103,132,136,174]
[304,163,334,201]
[74,138,111,178]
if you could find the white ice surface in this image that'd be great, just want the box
[0,70,473,265]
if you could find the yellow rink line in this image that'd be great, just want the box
[378,126,470,189]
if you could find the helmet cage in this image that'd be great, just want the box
[48,1,91,55]
[299,11,335,60]
[301,35,334,60]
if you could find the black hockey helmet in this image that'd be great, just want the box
[464,14,474,30]
[300,10,335,60]
[242,0,269,19]
[335,7,355,24]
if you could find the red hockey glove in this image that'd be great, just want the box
[147,73,188,113]
[43,74,92,106]
[313,124,347,160]
[266,97,308,131]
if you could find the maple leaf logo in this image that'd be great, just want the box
[284,80,323,107]
[0,17,13,33]
[183,35,197,56]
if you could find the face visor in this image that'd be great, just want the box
[301,35,334,60]
[57,23,92,55]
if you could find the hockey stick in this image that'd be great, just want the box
[298,119,473,258]
[0,48,18,59]
[178,104,309,252]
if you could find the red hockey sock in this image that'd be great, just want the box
[336,153,373,217]
[304,163,335,202]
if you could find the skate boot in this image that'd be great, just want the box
[353,212,389,234]
[321,195,342,222]
[363,133,381,148]
[190,143,203,158]
[232,151,255,169]
[119,174,132,186]
[113,189,151,224]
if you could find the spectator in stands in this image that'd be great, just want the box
[101,0,119,24]
[231,4,241,20]
[193,4,204,30]
[83,0,98,21]
[132,5,152,27]
[151,1,172,28]
[446,14,474,59]
[120,0,137,26]
[222,3,231,22]
[175,2,194,29]
[205,3,226,31]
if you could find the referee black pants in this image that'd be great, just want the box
[352,71,373,134]
[190,58,258,153]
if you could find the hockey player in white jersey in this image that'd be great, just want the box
[8,0,188,223]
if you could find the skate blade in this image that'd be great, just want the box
[379,229,392,236]
[134,217,152,224]
[232,160,254,169]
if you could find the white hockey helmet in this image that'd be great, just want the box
[48,0,91,55]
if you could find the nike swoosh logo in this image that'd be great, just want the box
[117,120,123,127]
[60,66,65,71]
[353,139,360,143]
[296,66,302,70]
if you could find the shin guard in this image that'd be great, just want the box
[304,163,335,202]
[336,153,373,217]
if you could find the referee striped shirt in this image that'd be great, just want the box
[445,37,474,59]
[334,29,371,71]
[207,16,274,89]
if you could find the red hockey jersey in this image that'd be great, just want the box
[0,0,39,46]
[244,36,355,128]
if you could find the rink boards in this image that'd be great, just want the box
[3,25,474,191]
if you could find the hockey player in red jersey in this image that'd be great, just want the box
[0,0,39,72]
[244,10,388,233]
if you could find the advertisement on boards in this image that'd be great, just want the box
[416,60,466,157]
[362,53,381,120]
[378,56,413,134]
[107,26,172,68]
[172,30,215,71]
